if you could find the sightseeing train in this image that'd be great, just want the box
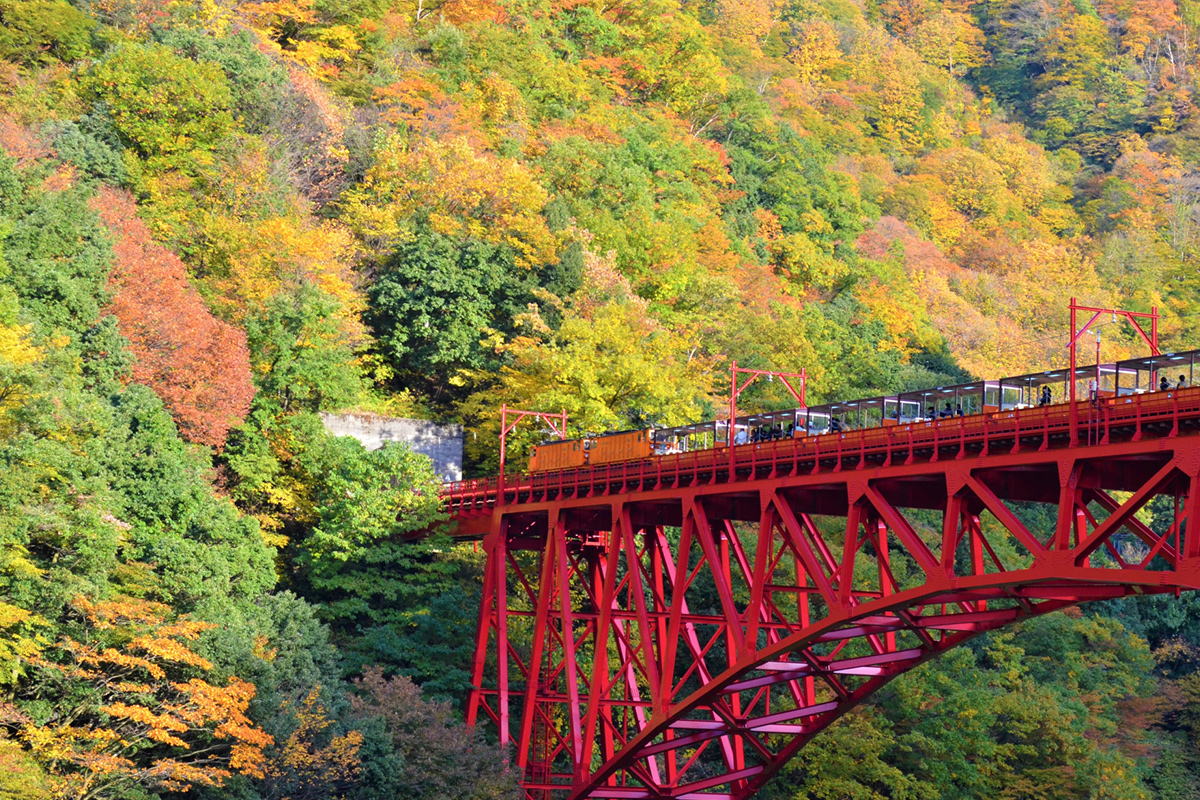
[526,348,1200,474]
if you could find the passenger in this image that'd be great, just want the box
[956,404,964,416]
[830,418,843,433]
[734,428,748,445]
[940,402,953,418]
[786,423,795,438]
[773,424,784,440]
[1161,375,1171,391]
[1178,374,1191,389]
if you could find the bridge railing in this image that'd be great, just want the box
[441,388,1200,516]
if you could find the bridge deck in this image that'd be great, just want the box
[444,387,1200,531]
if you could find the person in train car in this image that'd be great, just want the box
[940,402,952,418]
[829,417,843,433]
[956,404,964,416]
[773,424,784,440]
[1040,386,1052,406]
[1179,374,1191,389]
[734,427,749,445]
[1161,374,1171,391]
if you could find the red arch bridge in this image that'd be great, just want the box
[440,390,1200,800]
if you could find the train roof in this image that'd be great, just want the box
[1114,347,1200,373]
[537,427,655,447]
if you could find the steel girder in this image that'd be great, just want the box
[461,425,1200,800]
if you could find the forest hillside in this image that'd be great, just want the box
[2,0,1200,797]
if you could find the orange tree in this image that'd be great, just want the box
[92,187,255,450]
[14,596,272,799]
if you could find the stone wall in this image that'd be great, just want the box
[319,412,463,481]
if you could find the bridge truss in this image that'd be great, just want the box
[446,390,1200,800]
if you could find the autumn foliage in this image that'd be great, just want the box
[8,0,1200,797]
[92,187,254,448]
[17,597,272,798]
[258,688,363,800]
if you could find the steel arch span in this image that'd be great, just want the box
[446,393,1200,800]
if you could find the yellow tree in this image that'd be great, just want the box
[717,0,775,54]
[258,689,363,800]
[200,211,365,337]
[342,134,556,268]
[19,597,273,799]
[0,320,43,439]
[979,124,1060,215]
[784,19,842,84]
[620,1,730,130]
[851,34,928,153]
[907,9,986,86]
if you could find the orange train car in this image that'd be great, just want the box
[587,429,654,466]
[528,439,586,472]
[528,429,656,473]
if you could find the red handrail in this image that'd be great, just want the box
[446,390,1200,511]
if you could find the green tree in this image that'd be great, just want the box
[294,439,470,687]
[246,283,364,416]
[299,439,444,573]
[368,230,535,395]
[85,42,234,165]
[157,27,288,135]
[0,0,94,65]
[0,154,111,338]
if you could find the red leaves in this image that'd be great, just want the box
[0,116,53,166]
[92,187,254,448]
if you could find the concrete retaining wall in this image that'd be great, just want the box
[320,412,463,481]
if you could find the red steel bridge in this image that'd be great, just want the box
[438,306,1200,800]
